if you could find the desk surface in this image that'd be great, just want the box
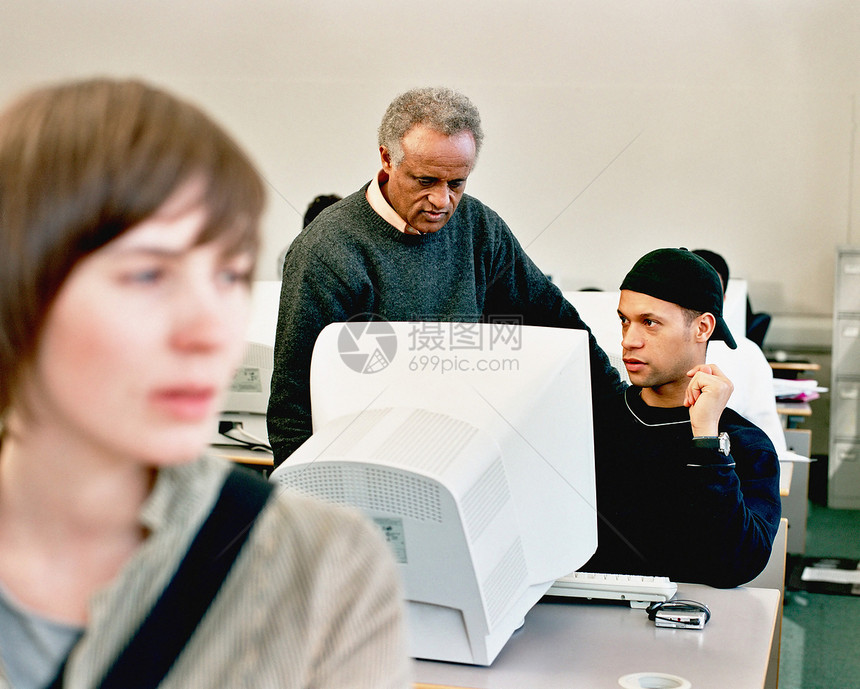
[776,400,812,416]
[778,459,793,497]
[208,445,274,467]
[768,360,821,372]
[413,584,779,689]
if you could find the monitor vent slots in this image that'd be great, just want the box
[374,408,479,474]
[483,538,528,626]
[288,464,443,523]
[325,408,392,455]
[461,460,510,542]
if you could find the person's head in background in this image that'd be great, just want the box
[618,248,737,405]
[377,87,484,234]
[276,194,343,275]
[303,194,342,228]
[0,78,265,467]
[692,249,729,296]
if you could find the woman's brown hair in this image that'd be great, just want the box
[0,78,266,417]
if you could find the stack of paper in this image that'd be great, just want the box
[773,379,828,402]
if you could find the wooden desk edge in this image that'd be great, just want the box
[768,361,821,371]
[778,459,794,497]
[209,447,274,467]
[776,402,812,416]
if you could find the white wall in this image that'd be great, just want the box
[3,1,858,347]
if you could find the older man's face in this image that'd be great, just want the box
[380,124,476,234]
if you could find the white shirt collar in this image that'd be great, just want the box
[365,170,419,234]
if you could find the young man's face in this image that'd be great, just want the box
[380,124,476,234]
[618,290,709,404]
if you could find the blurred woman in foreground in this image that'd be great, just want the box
[0,78,409,689]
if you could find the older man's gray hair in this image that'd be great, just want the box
[378,87,484,167]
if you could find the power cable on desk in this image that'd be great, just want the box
[218,420,273,454]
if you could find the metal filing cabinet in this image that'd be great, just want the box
[830,246,860,508]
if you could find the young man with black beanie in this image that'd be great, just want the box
[581,248,781,588]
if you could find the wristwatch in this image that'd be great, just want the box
[692,432,731,456]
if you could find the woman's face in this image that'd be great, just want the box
[21,188,255,467]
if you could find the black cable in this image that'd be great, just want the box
[217,421,273,453]
[646,599,711,624]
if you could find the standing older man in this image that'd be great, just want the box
[267,87,623,464]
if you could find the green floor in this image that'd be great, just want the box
[778,502,860,688]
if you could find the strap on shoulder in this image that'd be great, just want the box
[45,466,273,689]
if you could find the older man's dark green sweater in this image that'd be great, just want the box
[267,185,623,465]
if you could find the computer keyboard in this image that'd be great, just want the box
[546,572,678,609]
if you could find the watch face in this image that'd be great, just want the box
[693,434,730,455]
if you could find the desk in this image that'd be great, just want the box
[778,459,793,497]
[781,430,814,554]
[770,359,823,429]
[768,360,821,380]
[775,400,811,429]
[413,584,779,689]
[208,446,274,473]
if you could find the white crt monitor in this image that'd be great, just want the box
[269,322,597,665]
[215,280,281,448]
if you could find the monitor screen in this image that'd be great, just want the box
[270,321,597,665]
[214,280,281,449]
[562,290,629,384]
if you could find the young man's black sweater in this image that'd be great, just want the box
[582,386,781,588]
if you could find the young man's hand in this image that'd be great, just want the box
[684,363,734,437]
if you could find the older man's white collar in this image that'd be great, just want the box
[365,170,421,235]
